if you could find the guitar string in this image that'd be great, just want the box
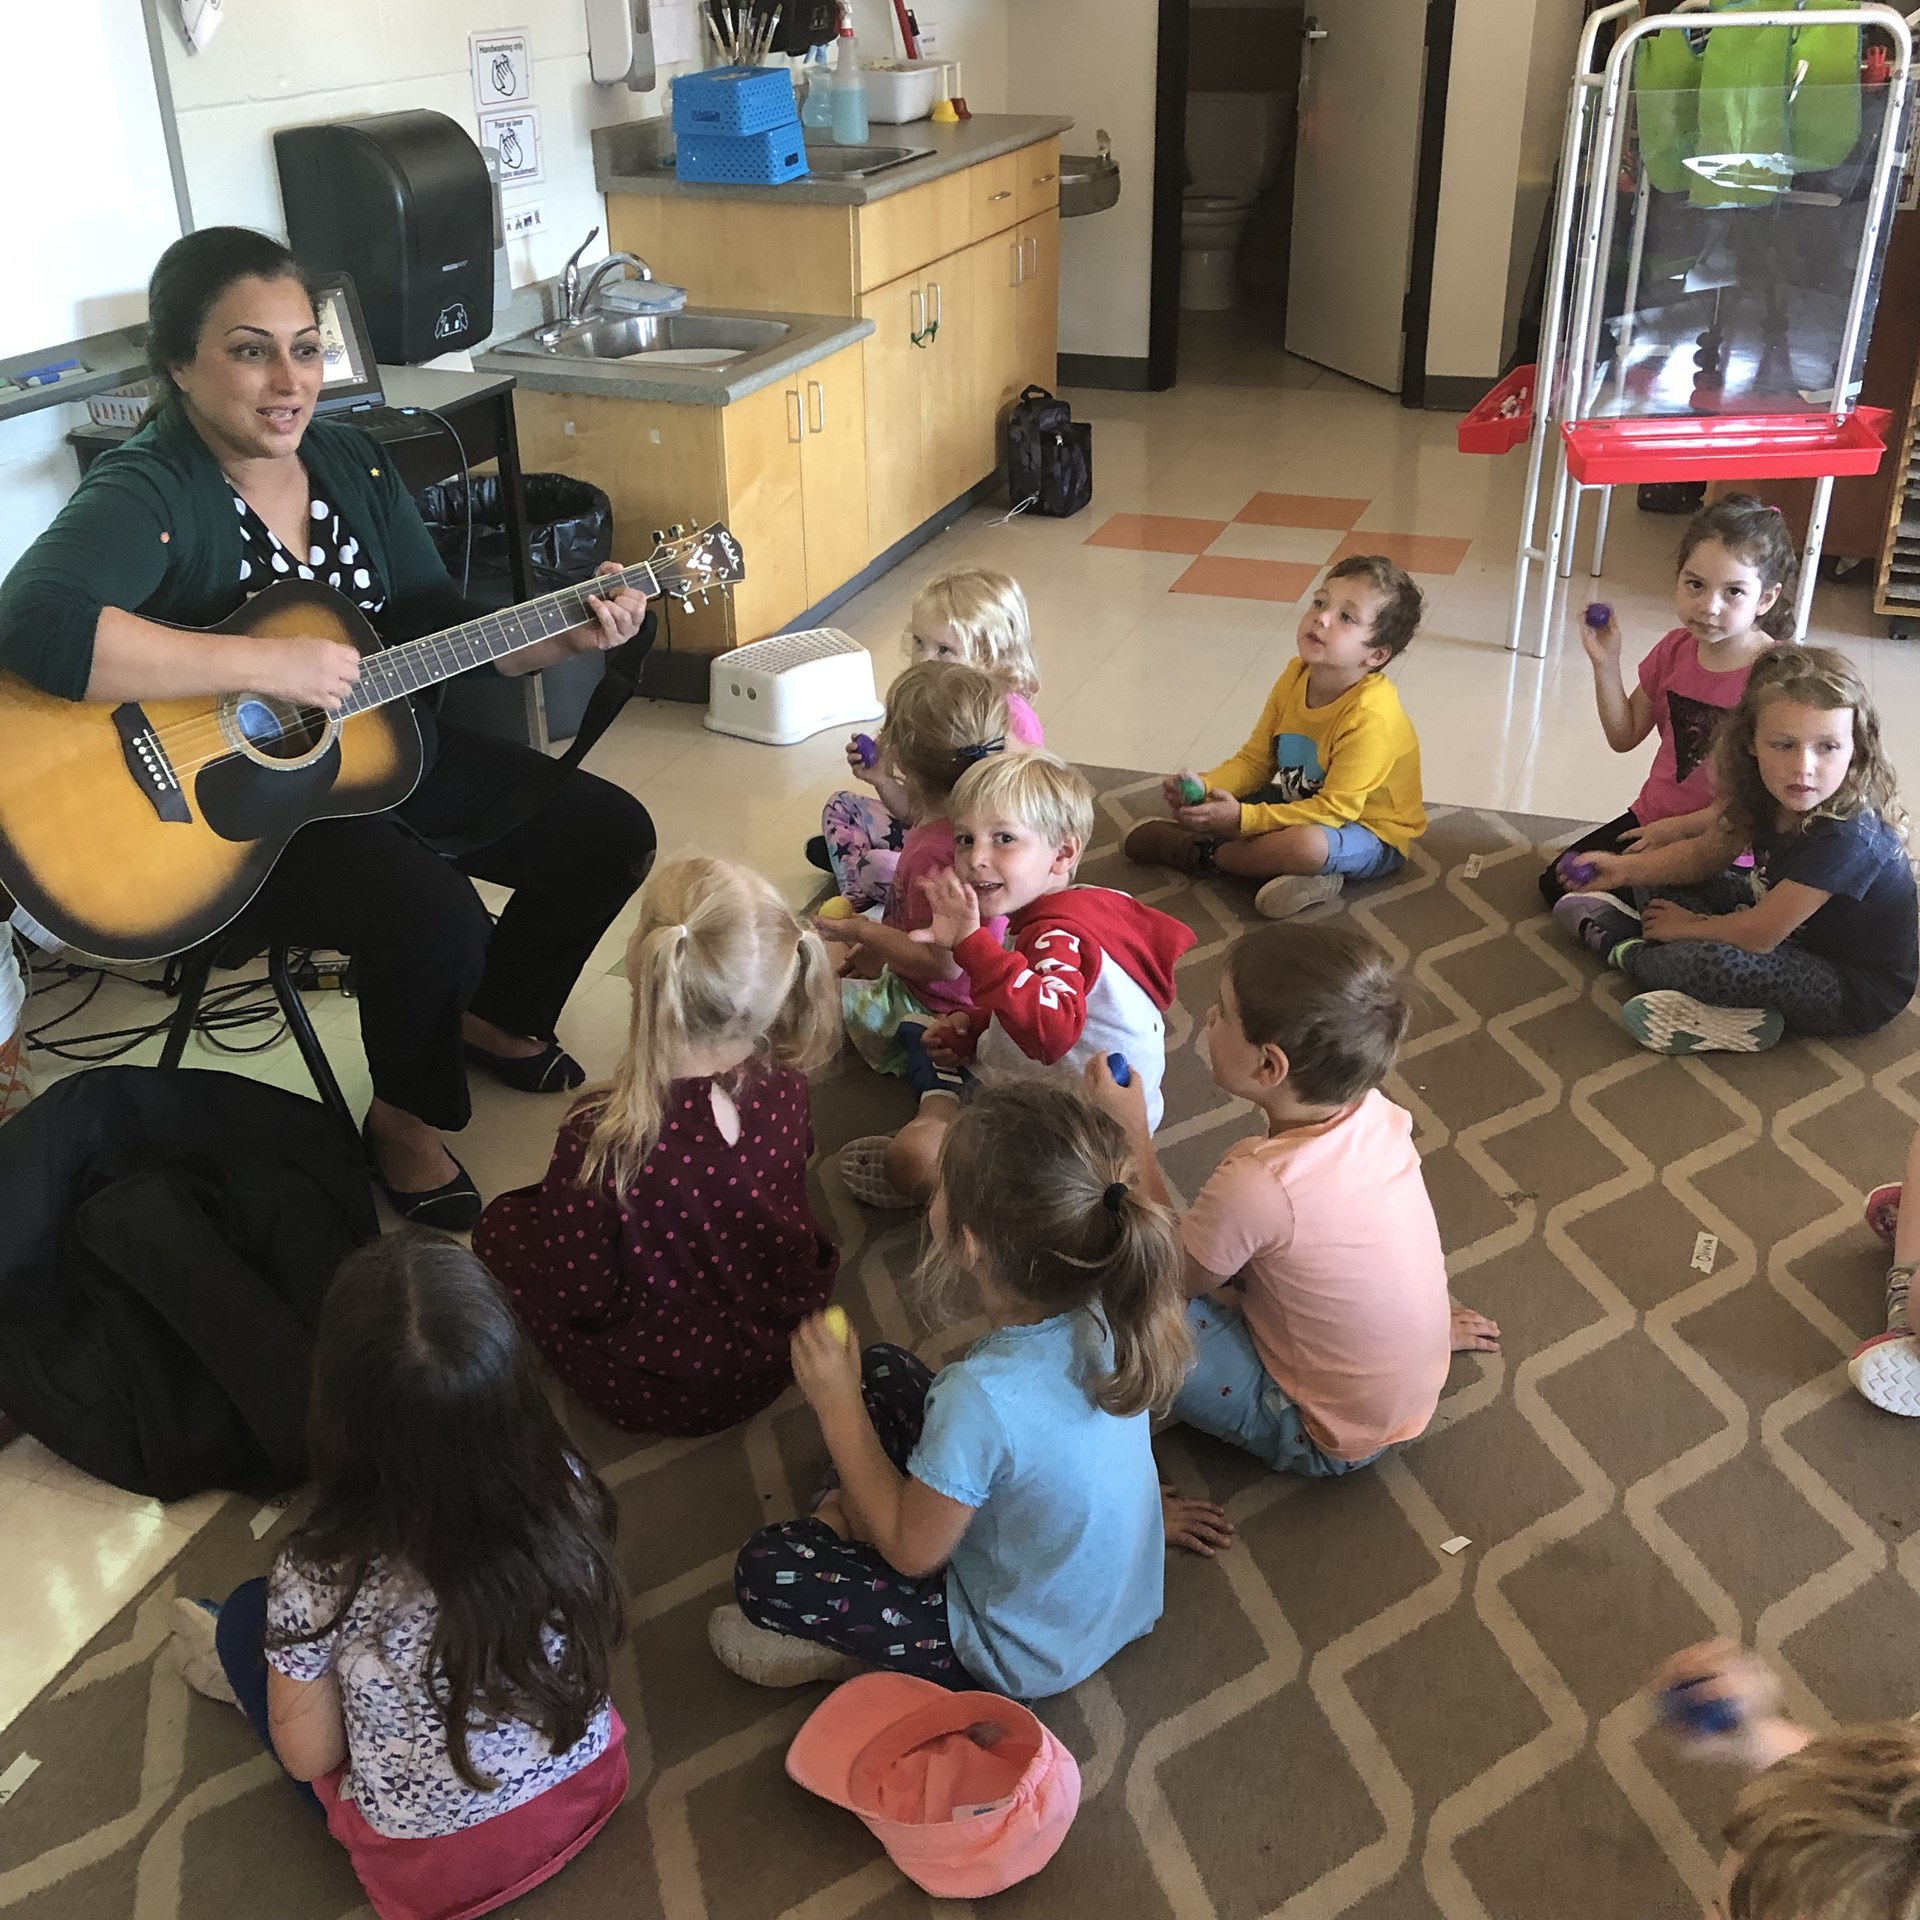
[138,555,721,775]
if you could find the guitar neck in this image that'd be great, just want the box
[336,562,661,718]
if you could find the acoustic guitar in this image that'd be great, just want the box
[0,523,743,963]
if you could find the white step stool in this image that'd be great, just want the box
[704,627,884,746]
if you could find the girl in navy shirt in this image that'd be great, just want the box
[1556,645,1915,1055]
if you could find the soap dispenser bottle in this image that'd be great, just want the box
[801,44,834,130]
[829,9,869,145]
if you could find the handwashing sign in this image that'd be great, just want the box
[471,29,533,112]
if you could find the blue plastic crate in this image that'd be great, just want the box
[671,65,799,139]
[676,122,810,187]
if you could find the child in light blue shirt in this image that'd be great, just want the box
[710,1077,1234,1697]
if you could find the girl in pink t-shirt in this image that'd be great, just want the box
[1090,921,1500,1480]
[812,568,1044,910]
[814,661,1011,1111]
[1541,494,1794,905]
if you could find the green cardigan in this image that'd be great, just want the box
[0,404,473,702]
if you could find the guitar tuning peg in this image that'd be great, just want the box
[670,524,685,538]
[652,529,664,543]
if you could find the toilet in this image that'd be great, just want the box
[1181,92,1287,313]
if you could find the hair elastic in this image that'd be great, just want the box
[956,736,1008,767]
[1102,1182,1127,1213]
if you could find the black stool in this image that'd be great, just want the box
[159,941,353,1129]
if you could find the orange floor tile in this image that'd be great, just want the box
[1169,555,1321,602]
[1328,530,1473,574]
[1085,512,1230,555]
[1235,491,1371,531]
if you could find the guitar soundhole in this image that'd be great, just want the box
[218,693,337,770]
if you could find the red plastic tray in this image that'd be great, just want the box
[1561,408,1891,484]
[1457,364,1535,454]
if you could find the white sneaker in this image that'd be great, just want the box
[837,1136,917,1209]
[706,1604,858,1688]
[170,1597,239,1705]
[1849,1333,1920,1416]
[1619,991,1784,1056]
[1254,873,1345,921]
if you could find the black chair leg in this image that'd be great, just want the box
[267,947,354,1129]
[159,948,216,1069]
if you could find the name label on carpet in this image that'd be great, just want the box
[0,1754,40,1806]
[1691,1232,1720,1274]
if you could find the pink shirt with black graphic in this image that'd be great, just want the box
[1631,627,1757,823]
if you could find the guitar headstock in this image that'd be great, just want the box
[645,522,745,606]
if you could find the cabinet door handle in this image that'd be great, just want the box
[1024,236,1039,276]
[910,286,926,344]
[988,189,1013,203]
[787,389,804,442]
[1011,241,1023,287]
[1033,171,1057,187]
[808,380,825,433]
[929,281,943,333]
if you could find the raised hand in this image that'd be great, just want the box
[913,867,983,949]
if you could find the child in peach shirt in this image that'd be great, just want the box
[1090,920,1499,1475]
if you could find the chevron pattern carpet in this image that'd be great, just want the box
[5,774,1920,1920]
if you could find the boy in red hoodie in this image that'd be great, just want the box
[839,749,1195,1208]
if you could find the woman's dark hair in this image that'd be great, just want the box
[143,226,316,411]
[1227,920,1409,1107]
[1676,493,1800,641]
[267,1230,625,1791]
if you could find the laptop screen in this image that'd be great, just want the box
[309,273,384,414]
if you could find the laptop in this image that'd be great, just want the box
[309,272,385,416]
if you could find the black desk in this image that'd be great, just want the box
[68,364,533,602]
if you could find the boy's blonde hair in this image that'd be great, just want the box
[577,857,839,1192]
[909,568,1041,699]
[880,660,1012,815]
[1723,1722,1920,1919]
[921,1081,1193,1417]
[950,748,1095,864]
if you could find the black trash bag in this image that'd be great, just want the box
[0,1067,378,1500]
[1007,385,1093,519]
[416,472,614,605]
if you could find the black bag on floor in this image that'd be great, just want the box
[0,1067,378,1499]
[1007,385,1093,518]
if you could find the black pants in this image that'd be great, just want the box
[1538,810,1640,904]
[733,1344,975,1688]
[238,722,655,1130]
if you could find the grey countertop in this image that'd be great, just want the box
[592,112,1075,207]
[472,307,875,409]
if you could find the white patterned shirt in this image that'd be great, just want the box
[265,1553,612,1841]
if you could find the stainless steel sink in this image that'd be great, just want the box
[494,311,791,364]
[801,143,935,178]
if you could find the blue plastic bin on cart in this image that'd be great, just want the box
[671,66,799,139]
[676,123,810,187]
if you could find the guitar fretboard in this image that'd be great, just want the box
[336,563,662,718]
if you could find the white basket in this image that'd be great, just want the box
[86,382,152,429]
[705,627,884,746]
[863,60,943,124]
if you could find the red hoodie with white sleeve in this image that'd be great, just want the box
[952,886,1195,1129]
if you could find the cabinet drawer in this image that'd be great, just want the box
[1016,139,1061,222]
[967,152,1022,241]
[857,173,969,292]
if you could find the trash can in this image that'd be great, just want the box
[415,474,615,744]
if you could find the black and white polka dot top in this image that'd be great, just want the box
[231,486,388,617]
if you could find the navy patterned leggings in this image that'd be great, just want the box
[733,1344,974,1688]
[1621,875,1853,1034]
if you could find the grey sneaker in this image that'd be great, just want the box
[1552,890,1641,960]
[707,1605,858,1688]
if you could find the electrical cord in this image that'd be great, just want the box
[392,404,476,597]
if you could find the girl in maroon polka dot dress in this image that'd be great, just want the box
[474,858,843,1436]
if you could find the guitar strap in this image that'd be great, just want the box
[418,607,659,861]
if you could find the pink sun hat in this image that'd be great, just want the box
[785,1672,1081,1898]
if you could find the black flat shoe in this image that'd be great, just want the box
[362,1122,483,1232]
[463,1039,586,1094]
[805,834,834,874]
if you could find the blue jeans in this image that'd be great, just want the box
[216,1576,322,1816]
[1243,787,1406,880]
[1170,1298,1379,1478]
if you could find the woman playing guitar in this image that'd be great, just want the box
[0,228,658,1229]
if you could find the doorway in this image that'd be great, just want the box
[1149,0,1456,402]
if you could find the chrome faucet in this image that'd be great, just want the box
[556,226,602,329]
[577,252,655,318]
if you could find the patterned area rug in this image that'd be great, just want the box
[5,772,1920,1920]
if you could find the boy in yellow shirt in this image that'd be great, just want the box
[1125,555,1427,919]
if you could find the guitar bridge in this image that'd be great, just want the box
[112,703,190,823]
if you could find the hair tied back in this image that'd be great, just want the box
[956,735,1008,768]
[1103,1182,1127,1213]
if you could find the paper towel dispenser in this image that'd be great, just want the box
[275,111,494,364]
[586,0,657,89]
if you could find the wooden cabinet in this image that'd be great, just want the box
[590,133,1066,639]
[511,340,867,653]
